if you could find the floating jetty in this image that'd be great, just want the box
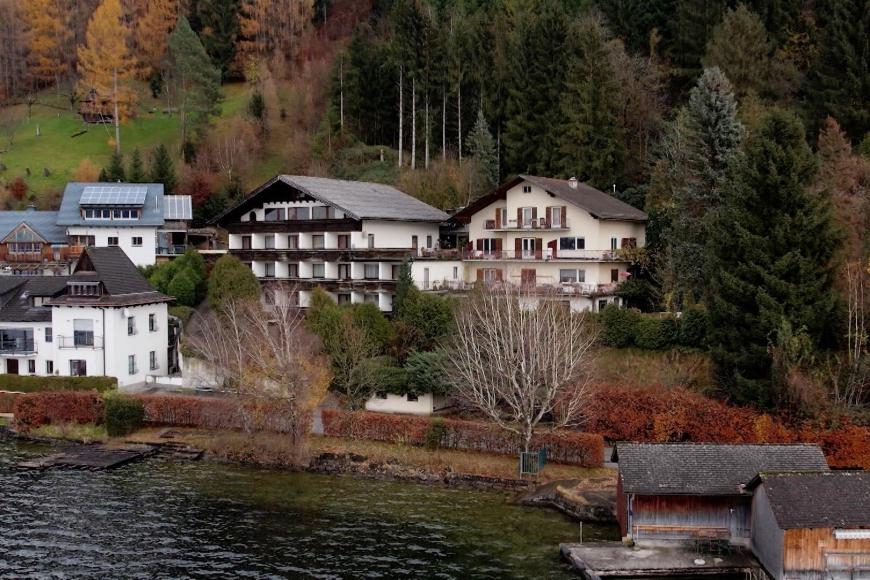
[560,542,763,579]
[14,444,157,471]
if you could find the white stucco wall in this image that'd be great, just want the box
[411,260,464,290]
[357,220,440,250]
[364,392,449,416]
[0,320,52,375]
[67,225,158,266]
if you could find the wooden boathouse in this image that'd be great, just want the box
[613,443,829,546]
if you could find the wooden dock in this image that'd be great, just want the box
[14,444,157,471]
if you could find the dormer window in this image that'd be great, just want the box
[83,208,140,220]
[68,282,101,297]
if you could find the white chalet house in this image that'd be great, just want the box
[215,175,449,312]
[58,182,193,267]
[413,175,647,311]
[0,247,178,387]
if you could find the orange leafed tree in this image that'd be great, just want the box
[77,0,137,120]
[133,0,180,79]
[23,0,70,86]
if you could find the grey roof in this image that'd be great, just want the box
[520,175,648,221]
[0,277,69,322]
[164,195,193,220]
[751,471,870,529]
[614,443,829,496]
[215,175,449,224]
[0,210,66,244]
[57,182,166,226]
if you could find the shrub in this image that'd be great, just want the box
[13,391,104,431]
[0,391,21,413]
[0,375,116,393]
[599,305,641,347]
[321,409,603,467]
[135,394,308,434]
[104,395,145,437]
[425,418,447,450]
[677,308,710,348]
[635,317,677,350]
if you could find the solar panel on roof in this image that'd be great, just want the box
[80,185,148,206]
[163,195,192,220]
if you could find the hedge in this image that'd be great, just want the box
[321,409,603,468]
[597,306,710,351]
[0,374,117,393]
[0,391,22,414]
[134,394,307,434]
[13,391,104,430]
[104,395,145,437]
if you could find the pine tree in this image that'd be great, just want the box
[134,0,180,80]
[703,5,773,98]
[466,109,499,193]
[805,0,869,141]
[189,0,241,80]
[393,259,414,319]
[167,16,222,145]
[557,16,624,189]
[22,0,69,87]
[76,0,137,120]
[707,111,840,408]
[128,148,145,182]
[105,150,125,182]
[150,144,177,193]
[668,0,728,87]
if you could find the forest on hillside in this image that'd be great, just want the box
[0,0,868,414]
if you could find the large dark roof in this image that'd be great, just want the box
[0,277,69,322]
[749,471,870,529]
[214,175,449,224]
[452,175,648,223]
[614,443,829,496]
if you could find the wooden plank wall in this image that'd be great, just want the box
[633,495,751,539]
[784,528,870,573]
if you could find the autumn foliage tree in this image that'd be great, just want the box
[23,0,69,88]
[134,0,181,80]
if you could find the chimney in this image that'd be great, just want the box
[25,203,36,212]
[568,176,578,189]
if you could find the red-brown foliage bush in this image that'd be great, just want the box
[0,390,21,414]
[13,391,104,430]
[321,409,603,467]
[135,394,307,434]
[9,177,27,201]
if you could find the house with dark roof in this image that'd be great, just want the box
[748,471,870,579]
[0,206,75,275]
[214,175,450,314]
[0,246,177,386]
[612,443,829,546]
[414,175,647,311]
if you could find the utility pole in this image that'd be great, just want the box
[113,68,121,154]
[339,57,344,131]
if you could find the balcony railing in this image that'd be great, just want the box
[418,248,624,261]
[484,218,569,231]
[471,281,620,296]
[156,245,189,256]
[0,339,36,354]
[58,334,104,349]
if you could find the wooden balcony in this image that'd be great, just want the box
[223,218,363,234]
[231,248,414,262]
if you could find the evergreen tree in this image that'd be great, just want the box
[167,16,222,145]
[207,253,260,311]
[503,0,570,175]
[149,144,177,193]
[805,0,869,141]
[665,68,744,306]
[392,259,414,319]
[105,150,125,182]
[466,109,499,192]
[97,167,109,182]
[128,148,145,182]
[703,5,773,98]
[596,0,674,55]
[707,111,840,408]
[189,0,241,80]
[668,0,728,88]
[557,16,624,189]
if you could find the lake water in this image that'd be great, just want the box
[0,438,616,578]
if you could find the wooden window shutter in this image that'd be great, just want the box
[545,207,552,224]
[621,238,629,248]
[495,269,503,282]
[494,238,503,252]
[476,269,484,282]
[611,269,619,282]
[495,208,501,228]
[517,208,522,223]
[514,238,522,255]
[532,207,538,220]
[476,239,483,251]
[535,238,543,259]
[561,206,567,225]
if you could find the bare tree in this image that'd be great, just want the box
[445,285,598,453]
[833,260,869,408]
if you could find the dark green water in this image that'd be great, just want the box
[0,438,616,578]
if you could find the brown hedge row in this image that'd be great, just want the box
[133,394,307,434]
[0,390,22,414]
[321,409,604,468]
[0,375,116,393]
[13,391,104,430]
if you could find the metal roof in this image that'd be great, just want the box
[57,182,165,226]
[750,471,870,529]
[80,185,149,206]
[215,175,450,224]
[614,443,829,496]
[164,195,192,220]
[0,210,66,244]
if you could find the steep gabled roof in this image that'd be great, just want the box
[748,471,870,529]
[57,182,165,226]
[214,175,450,224]
[0,210,66,244]
[452,175,647,223]
[613,443,829,496]
[0,277,69,322]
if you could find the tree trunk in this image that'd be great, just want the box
[113,69,121,154]
[424,94,430,169]
[457,77,462,165]
[442,88,447,161]
[339,57,344,131]
[411,76,416,170]
[398,66,403,168]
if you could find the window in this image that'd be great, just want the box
[407,393,419,402]
[9,242,41,253]
[127,316,136,335]
[522,185,532,193]
[560,269,578,283]
[610,237,618,251]
[364,264,379,279]
[288,235,299,249]
[46,360,54,374]
[337,293,351,305]
[69,282,100,296]
[107,237,119,246]
[364,293,379,304]
[45,327,52,343]
[367,234,375,248]
[423,267,430,289]
[411,235,418,249]
[264,234,275,249]
[391,265,400,280]
[481,238,498,253]
[337,235,349,249]
[611,268,619,283]
[264,262,276,277]
[264,207,285,221]
[559,237,585,251]
[550,207,562,228]
[149,351,158,371]
[483,268,499,283]
[578,269,586,283]
[288,207,310,220]
[311,206,329,220]
[597,299,608,311]
[376,391,387,399]
[27,360,35,374]
[312,263,325,278]
[248,211,257,222]
[128,355,136,375]
[149,313,156,332]
[577,237,586,250]
[242,236,252,249]
[521,207,534,226]
[426,235,433,248]
[70,359,86,376]
[73,319,94,347]
[132,237,143,247]
[453,266,458,279]
[312,235,325,249]
[338,263,351,280]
